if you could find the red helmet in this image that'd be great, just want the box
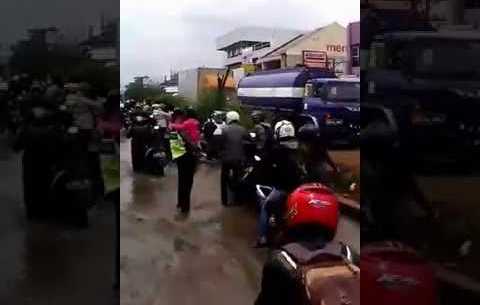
[361,241,438,305]
[285,183,339,238]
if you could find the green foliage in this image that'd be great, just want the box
[69,61,119,97]
[124,82,164,101]
[9,40,117,97]
[152,94,189,109]
[195,90,226,121]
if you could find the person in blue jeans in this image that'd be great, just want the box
[255,120,304,247]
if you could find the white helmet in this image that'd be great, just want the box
[274,120,298,149]
[226,111,240,124]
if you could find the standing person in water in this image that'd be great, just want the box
[169,107,201,217]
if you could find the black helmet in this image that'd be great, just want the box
[251,110,265,122]
[184,106,197,119]
[297,124,320,142]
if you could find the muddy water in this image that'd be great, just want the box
[0,136,117,305]
[417,175,480,280]
[120,139,359,305]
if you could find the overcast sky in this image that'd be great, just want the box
[121,0,359,86]
[0,0,118,45]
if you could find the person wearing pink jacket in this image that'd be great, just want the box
[169,107,201,217]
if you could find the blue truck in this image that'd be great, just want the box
[237,67,360,144]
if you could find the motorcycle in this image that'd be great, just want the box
[49,126,94,227]
[255,183,340,246]
[361,103,439,304]
[144,124,169,176]
[126,113,154,172]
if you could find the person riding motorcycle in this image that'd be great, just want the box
[219,111,250,206]
[13,85,65,219]
[251,110,273,158]
[203,111,226,160]
[64,83,105,198]
[255,183,358,305]
[127,105,156,172]
[255,119,304,247]
[297,124,339,183]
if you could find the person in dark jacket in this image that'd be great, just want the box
[14,85,64,219]
[219,111,250,206]
[255,120,304,247]
[251,110,273,158]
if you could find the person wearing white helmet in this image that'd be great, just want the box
[219,110,249,206]
[225,110,240,124]
[254,118,304,247]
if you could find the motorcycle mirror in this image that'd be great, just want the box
[255,185,273,201]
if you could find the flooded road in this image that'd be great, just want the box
[0,135,117,305]
[120,138,359,305]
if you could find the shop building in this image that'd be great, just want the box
[346,22,360,76]
[258,22,347,75]
[216,27,305,69]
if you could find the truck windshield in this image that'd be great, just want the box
[415,39,480,78]
[386,38,480,79]
[315,81,360,102]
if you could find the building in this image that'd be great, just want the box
[216,27,305,69]
[0,44,12,78]
[159,73,179,95]
[465,0,480,27]
[178,67,236,102]
[258,22,348,74]
[346,22,360,76]
[80,19,119,67]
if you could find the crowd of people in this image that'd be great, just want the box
[124,102,340,246]
[0,74,121,226]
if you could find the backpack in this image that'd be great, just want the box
[281,241,360,305]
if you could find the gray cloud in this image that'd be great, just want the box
[0,0,118,44]
[121,0,359,85]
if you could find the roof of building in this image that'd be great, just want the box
[216,26,305,51]
[259,22,344,60]
[80,21,118,47]
[381,30,480,40]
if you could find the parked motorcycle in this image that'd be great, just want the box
[49,126,94,227]
[144,124,169,176]
[126,112,154,172]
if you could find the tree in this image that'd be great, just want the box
[124,77,164,101]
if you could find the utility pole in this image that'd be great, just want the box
[134,76,149,103]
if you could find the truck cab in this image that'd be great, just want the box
[364,30,480,171]
[303,78,360,143]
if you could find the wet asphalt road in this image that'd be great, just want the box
[0,135,117,305]
[120,138,359,305]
